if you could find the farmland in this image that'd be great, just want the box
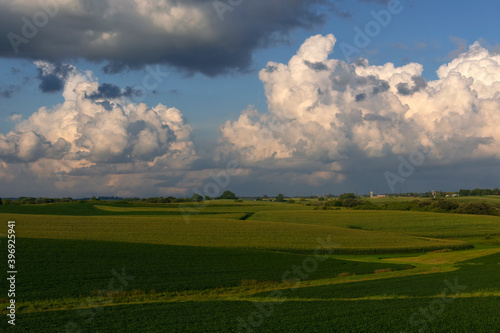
[1,198,500,332]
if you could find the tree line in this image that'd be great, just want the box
[0,191,239,205]
[459,188,500,196]
[316,196,499,216]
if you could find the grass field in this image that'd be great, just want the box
[1,198,499,332]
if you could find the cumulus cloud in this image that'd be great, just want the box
[218,34,500,188]
[0,0,343,76]
[0,61,197,195]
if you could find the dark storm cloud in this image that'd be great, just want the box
[0,0,346,76]
[36,63,74,93]
[86,83,142,100]
[396,75,428,96]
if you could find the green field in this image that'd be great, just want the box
[1,199,499,332]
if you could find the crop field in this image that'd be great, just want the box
[1,198,499,332]
[250,210,500,238]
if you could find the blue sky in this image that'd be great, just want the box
[1,0,500,197]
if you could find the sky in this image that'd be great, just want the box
[1,0,500,198]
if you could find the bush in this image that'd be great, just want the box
[456,202,498,216]
[338,193,356,200]
[276,194,285,202]
[220,191,236,200]
[342,198,359,207]
[429,199,460,212]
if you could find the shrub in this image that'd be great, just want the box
[342,198,359,207]
[456,202,498,216]
[338,193,356,200]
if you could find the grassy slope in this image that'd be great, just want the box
[1,212,471,254]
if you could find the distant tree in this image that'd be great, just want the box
[204,195,212,201]
[469,189,482,196]
[220,191,236,200]
[481,190,492,196]
[276,194,285,202]
[341,198,359,207]
[338,193,356,200]
[20,197,36,205]
[0,198,2,205]
[256,197,263,201]
[318,197,325,201]
[191,193,203,202]
[459,189,470,197]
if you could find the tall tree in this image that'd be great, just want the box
[220,191,236,199]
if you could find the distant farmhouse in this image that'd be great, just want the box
[370,192,386,198]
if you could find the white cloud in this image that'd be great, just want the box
[0,62,197,196]
[219,34,500,186]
